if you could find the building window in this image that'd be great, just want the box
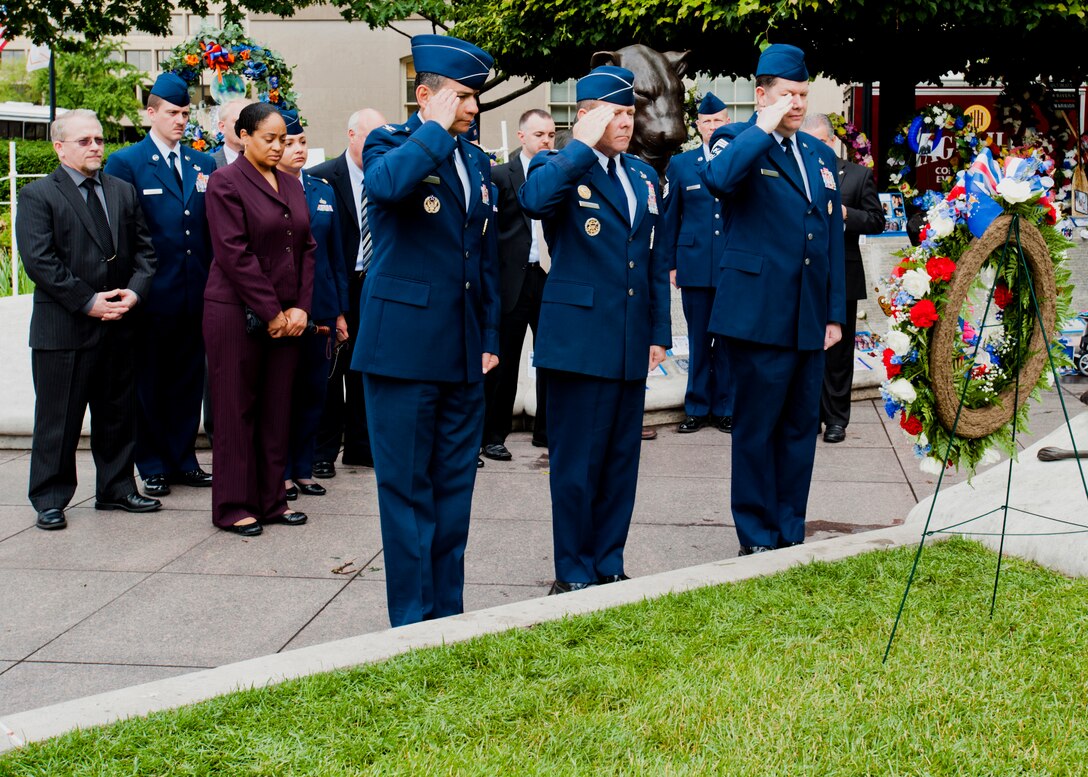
[169,14,186,37]
[0,49,25,64]
[549,79,577,129]
[125,50,154,72]
[403,58,418,119]
[694,75,757,122]
[156,50,173,71]
[189,15,219,35]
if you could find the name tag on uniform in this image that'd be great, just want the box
[685,184,701,191]
[423,175,441,185]
[578,201,600,209]
[759,169,779,178]
[142,188,164,195]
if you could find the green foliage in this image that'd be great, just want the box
[28,40,147,141]
[4,540,1088,774]
[0,60,37,103]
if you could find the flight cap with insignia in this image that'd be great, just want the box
[576,66,635,106]
[755,43,809,82]
[277,107,304,135]
[150,72,191,106]
[411,34,493,90]
[697,92,727,116]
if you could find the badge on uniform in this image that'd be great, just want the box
[481,183,490,205]
[820,166,837,190]
[195,173,208,193]
[317,198,334,212]
[577,185,592,200]
[710,138,728,157]
[645,181,658,215]
[828,200,834,215]
[424,195,441,214]
[585,218,601,236]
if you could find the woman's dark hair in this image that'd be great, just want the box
[235,102,279,138]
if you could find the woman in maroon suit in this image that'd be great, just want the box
[204,103,316,535]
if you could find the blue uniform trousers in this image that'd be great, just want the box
[724,338,824,549]
[681,286,733,418]
[544,369,644,583]
[285,321,335,481]
[363,374,483,627]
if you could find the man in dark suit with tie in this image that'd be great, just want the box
[658,92,734,435]
[308,106,388,477]
[17,109,162,530]
[353,35,500,626]
[104,73,217,497]
[802,113,886,443]
[520,66,671,594]
[699,44,845,555]
[481,109,556,462]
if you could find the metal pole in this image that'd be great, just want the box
[9,140,18,295]
[48,50,56,123]
[862,81,873,138]
[500,119,509,164]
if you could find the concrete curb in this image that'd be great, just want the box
[0,523,921,753]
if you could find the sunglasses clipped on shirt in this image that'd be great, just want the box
[62,137,106,147]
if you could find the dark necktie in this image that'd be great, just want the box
[780,138,803,182]
[80,178,114,254]
[168,151,183,190]
[606,156,630,222]
[359,180,373,275]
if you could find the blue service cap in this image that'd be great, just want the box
[576,66,635,106]
[277,107,303,135]
[411,34,493,90]
[150,73,191,106]
[755,43,809,82]
[697,92,727,115]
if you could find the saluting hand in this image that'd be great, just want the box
[422,88,461,131]
[572,104,618,148]
[755,94,794,134]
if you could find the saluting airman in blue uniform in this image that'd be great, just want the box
[699,44,845,555]
[105,73,217,498]
[352,35,501,627]
[520,66,671,594]
[657,91,734,434]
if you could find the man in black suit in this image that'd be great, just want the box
[481,109,556,462]
[803,114,885,443]
[308,107,387,477]
[16,109,161,530]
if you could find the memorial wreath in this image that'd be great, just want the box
[879,147,1073,476]
[886,103,983,199]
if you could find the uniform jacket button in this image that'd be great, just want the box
[465,282,471,289]
[628,288,635,296]
[804,257,811,265]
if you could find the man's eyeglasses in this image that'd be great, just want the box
[62,137,106,147]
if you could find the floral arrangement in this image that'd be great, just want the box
[828,113,873,168]
[886,104,984,199]
[879,147,1073,476]
[159,23,300,152]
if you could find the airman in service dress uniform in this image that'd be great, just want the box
[352,35,501,626]
[520,66,671,594]
[698,44,845,555]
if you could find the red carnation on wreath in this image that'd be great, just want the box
[926,256,956,283]
[993,282,1013,309]
[910,298,939,328]
[882,348,902,378]
[900,413,923,436]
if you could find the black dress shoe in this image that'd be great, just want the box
[294,481,326,496]
[477,456,485,468]
[548,580,596,595]
[531,436,548,448]
[737,545,775,556]
[95,493,162,513]
[341,454,374,468]
[678,415,707,433]
[823,424,846,443]
[483,443,513,461]
[143,474,171,497]
[779,541,804,549]
[285,485,299,501]
[225,519,262,537]
[172,468,212,487]
[641,427,658,441]
[268,510,308,526]
[36,508,67,531]
[313,461,336,479]
[597,573,630,584]
[718,415,734,434]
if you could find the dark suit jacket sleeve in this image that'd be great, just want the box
[364,122,456,204]
[845,165,885,236]
[205,173,283,322]
[519,141,598,218]
[700,122,774,197]
[16,183,97,313]
[482,182,501,356]
[656,157,682,272]
[121,182,157,301]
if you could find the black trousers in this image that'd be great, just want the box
[483,263,547,445]
[29,327,138,511]
[820,299,859,428]
[315,271,371,463]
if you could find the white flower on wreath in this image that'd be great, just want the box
[920,456,945,475]
[885,329,912,356]
[901,268,932,299]
[996,178,1033,203]
[917,433,929,448]
[886,378,917,404]
[929,210,956,237]
[978,447,1002,466]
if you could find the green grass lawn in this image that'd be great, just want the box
[3,538,1087,776]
